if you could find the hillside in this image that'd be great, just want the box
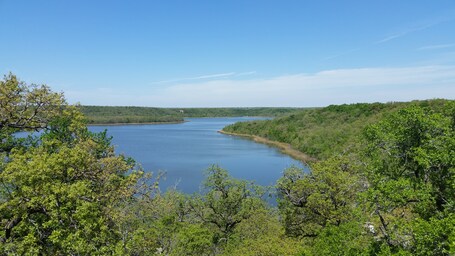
[223,99,452,160]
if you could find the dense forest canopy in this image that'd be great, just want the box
[80,105,185,124]
[223,100,451,160]
[1,74,454,255]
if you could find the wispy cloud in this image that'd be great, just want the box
[376,14,455,44]
[151,71,256,84]
[323,48,361,61]
[376,23,434,44]
[325,13,455,61]
[235,71,257,76]
[70,65,455,107]
[151,72,236,84]
[418,43,455,51]
[191,72,236,80]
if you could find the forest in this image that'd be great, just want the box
[80,106,185,124]
[81,105,302,124]
[1,74,454,255]
[223,100,451,160]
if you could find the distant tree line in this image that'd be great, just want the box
[80,106,184,124]
[80,105,303,124]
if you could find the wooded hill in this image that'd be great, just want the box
[223,99,451,160]
[80,105,303,124]
[80,105,185,124]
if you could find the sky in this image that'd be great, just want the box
[1,0,455,107]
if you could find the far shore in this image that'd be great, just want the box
[218,130,316,164]
[87,116,272,126]
[88,120,186,126]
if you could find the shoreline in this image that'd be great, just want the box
[88,120,186,126]
[86,116,270,126]
[218,130,316,164]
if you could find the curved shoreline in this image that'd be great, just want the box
[218,130,316,164]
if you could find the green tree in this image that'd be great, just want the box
[363,103,455,253]
[0,108,144,254]
[111,189,209,256]
[410,214,455,255]
[0,73,65,154]
[305,221,375,256]
[0,73,65,130]
[277,156,364,238]
[222,208,303,256]
[0,75,145,254]
[190,165,266,247]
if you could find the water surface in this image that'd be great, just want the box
[85,117,305,193]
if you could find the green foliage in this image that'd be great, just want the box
[364,104,455,210]
[80,105,184,124]
[190,165,266,243]
[172,223,213,256]
[0,73,66,154]
[304,221,375,256]
[0,73,66,132]
[80,105,301,124]
[111,166,274,255]
[176,107,303,118]
[0,109,143,254]
[277,156,364,237]
[223,100,451,160]
[111,190,205,256]
[411,214,455,255]
[0,75,146,254]
[266,100,453,254]
[3,73,455,254]
[222,208,303,256]
[361,102,455,253]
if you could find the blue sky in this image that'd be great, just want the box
[1,0,455,107]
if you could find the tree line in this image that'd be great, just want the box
[81,105,303,124]
[1,73,454,255]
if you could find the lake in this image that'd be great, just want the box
[84,117,306,193]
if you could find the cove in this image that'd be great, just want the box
[89,117,306,193]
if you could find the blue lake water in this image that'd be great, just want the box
[89,117,305,193]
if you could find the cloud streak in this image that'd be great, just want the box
[151,72,235,84]
[418,43,455,51]
[151,71,256,84]
[323,48,361,61]
[376,23,435,44]
[326,13,455,60]
[377,13,455,44]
